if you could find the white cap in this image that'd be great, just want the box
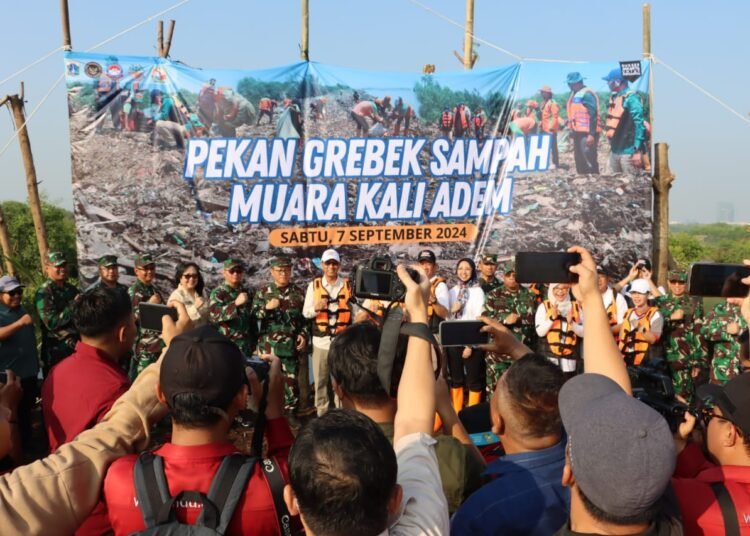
[629,278,650,295]
[321,249,340,263]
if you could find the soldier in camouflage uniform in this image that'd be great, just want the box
[87,254,129,295]
[36,251,79,374]
[477,253,502,294]
[251,256,310,413]
[483,262,537,393]
[208,258,256,356]
[653,269,704,400]
[128,254,164,379]
[700,299,747,385]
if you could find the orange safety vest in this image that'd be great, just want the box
[604,90,635,139]
[441,111,453,128]
[454,107,469,129]
[619,307,658,365]
[543,300,582,357]
[259,98,274,111]
[540,99,560,133]
[312,277,353,337]
[605,289,619,327]
[427,277,446,331]
[566,87,602,134]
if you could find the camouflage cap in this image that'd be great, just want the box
[270,256,292,268]
[98,255,118,267]
[223,258,245,270]
[134,253,156,267]
[499,260,515,274]
[46,251,67,266]
[480,253,498,265]
[668,269,687,282]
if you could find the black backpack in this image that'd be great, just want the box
[132,451,256,535]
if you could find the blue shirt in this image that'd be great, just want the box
[0,303,39,378]
[451,438,570,536]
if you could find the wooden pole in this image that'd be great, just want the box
[157,20,164,57]
[463,0,475,69]
[7,90,49,271]
[643,4,654,139]
[60,0,72,51]
[301,0,309,61]
[163,20,176,58]
[0,206,15,276]
[652,143,674,287]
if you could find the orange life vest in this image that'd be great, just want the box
[259,98,274,111]
[454,106,469,129]
[473,114,485,127]
[604,289,619,327]
[540,99,561,133]
[441,111,453,128]
[604,90,634,139]
[566,87,602,134]
[543,300,582,357]
[312,277,353,337]
[619,307,658,365]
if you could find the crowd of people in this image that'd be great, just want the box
[0,244,748,535]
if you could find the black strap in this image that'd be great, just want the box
[710,482,740,535]
[156,490,218,527]
[134,452,172,528]
[251,379,270,457]
[206,454,258,534]
[262,457,294,536]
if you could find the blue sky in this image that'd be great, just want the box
[1,0,748,223]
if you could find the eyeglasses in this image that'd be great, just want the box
[669,280,686,284]
[182,273,199,280]
[697,406,736,430]
[273,267,291,273]
[323,261,340,266]
[228,268,244,275]
[137,265,156,272]
[3,289,22,297]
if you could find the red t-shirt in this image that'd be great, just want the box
[672,442,750,534]
[104,418,295,536]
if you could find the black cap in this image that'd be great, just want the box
[160,326,245,410]
[417,250,437,263]
[697,374,750,436]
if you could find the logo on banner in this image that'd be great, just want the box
[151,67,168,83]
[66,61,80,76]
[106,63,123,80]
[84,62,102,78]
[619,60,642,82]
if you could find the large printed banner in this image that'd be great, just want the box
[64,52,652,288]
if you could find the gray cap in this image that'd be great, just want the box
[0,275,23,293]
[559,374,675,519]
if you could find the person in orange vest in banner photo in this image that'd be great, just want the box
[602,68,646,176]
[535,283,584,378]
[302,249,355,416]
[473,106,487,142]
[566,72,601,175]
[453,103,472,139]
[619,278,664,367]
[539,85,562,169]
[350,100,385,137]
[256,97,278,125]
[439,106,454,138]
[509,100,538,137]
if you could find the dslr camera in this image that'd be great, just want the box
[628,361,689,433]
[351,256,420,302]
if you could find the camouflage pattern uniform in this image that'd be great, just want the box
[653,271,704,399]
[88,255,128,295]
[208,264,256,356]
[251,269,309,411]
[35,254,79,373]
[700,301,747,384]
[129,278,164,379]
[483,266,537,392]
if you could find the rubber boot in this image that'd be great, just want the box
[451,387,465,414]
[468,390,482,407]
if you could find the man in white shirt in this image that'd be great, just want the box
[417,250,449,334]
[303,249,354,416]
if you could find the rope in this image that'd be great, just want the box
[653,55,750,126]
[0,46,65,89]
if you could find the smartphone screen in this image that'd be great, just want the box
[359,271,393,296]
[439,320,489,347]
[138,303,178,332]
[688,263,750,297]
[515,252,581,284]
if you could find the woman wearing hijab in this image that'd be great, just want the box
[447,258,486,412]
[167,262,209,327]
[535,283,584,377]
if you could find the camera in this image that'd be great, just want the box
[244,355,270,382]
[627,361,689,433]
[351,256,420,302]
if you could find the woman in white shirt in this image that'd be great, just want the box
[446,258,486,412]
[167,262,209,327]
[535,283,584,376]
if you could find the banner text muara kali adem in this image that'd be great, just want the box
[183,135,551,232]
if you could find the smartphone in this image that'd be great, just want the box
[138,303,178,332]
[688,263,750,298]
[244,355,270,382]
[515,252,581,284]
[439,320,489,347]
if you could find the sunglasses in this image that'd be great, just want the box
[182,273,199,280]
[228,268,244,274]
[323,261,340,266]
[3,289,22,297]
